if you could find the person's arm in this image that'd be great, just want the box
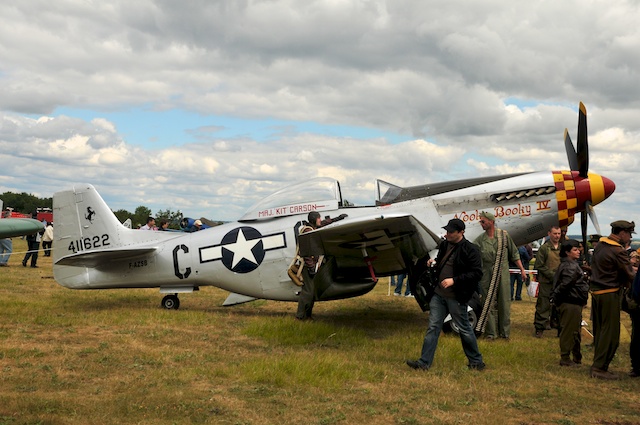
[534,244,553,281]
[616,249,635,287]
[508,236,527,279]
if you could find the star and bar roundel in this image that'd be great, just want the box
[199,227,286,273]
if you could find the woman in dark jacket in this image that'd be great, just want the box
[550,240,589,366]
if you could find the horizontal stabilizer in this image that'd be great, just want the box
[55,247,157,267]
[223,292,258,306]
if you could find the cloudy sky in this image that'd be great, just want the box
[1,1,638,233]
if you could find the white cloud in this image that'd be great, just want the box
[0,0,638,228]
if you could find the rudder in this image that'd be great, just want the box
[53,184,126,264]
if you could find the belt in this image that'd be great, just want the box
[590,287,620,295]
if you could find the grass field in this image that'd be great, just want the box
[1,238,639,425]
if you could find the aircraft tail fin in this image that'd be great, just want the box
[53,184,128,264]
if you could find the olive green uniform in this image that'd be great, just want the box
[589,236,634,371]
[534,241,561,332]
[474,229,520,338]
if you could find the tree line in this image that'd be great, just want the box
[0,191,214,230]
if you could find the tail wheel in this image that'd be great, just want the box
[450,309,477,335]
[161,294,180,310]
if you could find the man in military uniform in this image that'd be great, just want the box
[295,211,347,320]
[474,211,527,340]
[589,220,636,380]
[533,226,562,337]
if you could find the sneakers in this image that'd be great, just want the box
[590,367,619,380]
[468,362,486,371]
[393,292,401,296]
[405,294,414,298]
[406,360,429,370]
[559,359,580,367]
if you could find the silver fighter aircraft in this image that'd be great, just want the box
[52,103,614,310]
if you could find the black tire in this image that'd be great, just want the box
[450,309,477,335]
[161,294,180,310]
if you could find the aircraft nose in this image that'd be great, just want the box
[575,172,616,209]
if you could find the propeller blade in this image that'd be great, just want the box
[586,201,602,236]
[581,210,588,252]
[577,102,589,177]
[564,128,578,171]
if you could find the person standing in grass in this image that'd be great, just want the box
[295,211,347,321]
[550,240,588,367]
[474,211,526,340]
[626,269,640,378]
[533,226,562,338]
[22,229,41,268]
[589,220,635,380]
[406,218,485,371]
[0,238,11,266]
[41,222,54,257]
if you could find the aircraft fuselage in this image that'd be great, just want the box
[52,168,614,306]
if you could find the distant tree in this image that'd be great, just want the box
[155,208,184,230]
[112,209,133,224]
[0,191,52,216]
[133,206,152,229]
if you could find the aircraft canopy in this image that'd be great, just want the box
[239,177,342,221]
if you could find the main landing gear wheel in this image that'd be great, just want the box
[450,310,477,335]
[161,294,180,310]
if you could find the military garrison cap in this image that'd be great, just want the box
[610,220,635,233]
[479,211,495,221]
[589,234,602,243]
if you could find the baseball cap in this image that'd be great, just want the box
[443,218,465,232]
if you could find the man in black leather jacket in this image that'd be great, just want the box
[407,218,485,371]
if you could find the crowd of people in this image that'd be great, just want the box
[401,214,640,379]
[1,214,196,267]
[138,216,203,232]
[292,210,639,378]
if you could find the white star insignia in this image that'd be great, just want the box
[225,228,260,268]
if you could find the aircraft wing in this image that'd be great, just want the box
[0,218,44,239]
[55,247,158,267]
[298,214,441,279]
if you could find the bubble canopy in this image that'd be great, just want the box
[240,177,343,221]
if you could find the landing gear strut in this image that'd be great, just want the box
[161,294,180,310]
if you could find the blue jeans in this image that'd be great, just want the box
[510,273,523,300]
[417,293,483,368]
[0,238,12,265]
[391,274,409,295]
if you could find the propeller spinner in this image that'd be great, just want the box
[564,102,615,250]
